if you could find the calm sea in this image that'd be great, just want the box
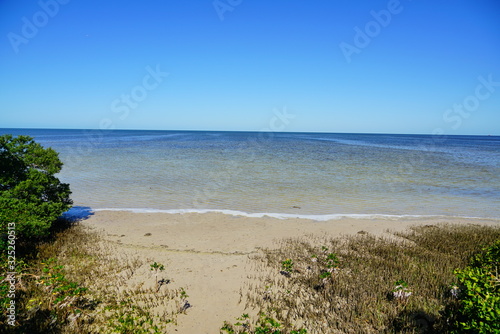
[2,129,499,219]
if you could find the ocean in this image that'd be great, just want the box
[2,128,499,220]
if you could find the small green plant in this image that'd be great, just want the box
[319,271,331,279]
[325,253,339,268]
[150,261,165,273]
[281,259,294,273]
[180,287,189,299]
[394,279,408,289]
[310,251,340,281]
[179,288,191,313]
[392,279,412,301]
[221,312,307,334]
[150,261,165,289]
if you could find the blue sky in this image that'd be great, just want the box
[0,0,499,135]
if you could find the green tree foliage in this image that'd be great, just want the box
[450,240,500,333]
[0,134,72,241]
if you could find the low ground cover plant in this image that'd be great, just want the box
[1,224,186,333]
[230,224,500,333]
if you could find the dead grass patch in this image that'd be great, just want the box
[233,223,500,333]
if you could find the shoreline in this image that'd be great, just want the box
[67,206,500,222]
[79,210,499,333]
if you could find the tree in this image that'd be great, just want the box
[0,134,72,240]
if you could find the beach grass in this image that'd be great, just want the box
[228,223,500,333]
[3,223,186,333]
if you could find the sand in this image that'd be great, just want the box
[82,211,500,333]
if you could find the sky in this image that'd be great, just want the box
[0,0,499,135]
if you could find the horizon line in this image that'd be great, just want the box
[0,127,499,137]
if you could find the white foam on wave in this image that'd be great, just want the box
[90,208,486,221]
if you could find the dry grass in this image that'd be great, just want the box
[236,223,500,334]
[7,223,186,333]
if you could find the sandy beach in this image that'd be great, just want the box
[80,211,500,333]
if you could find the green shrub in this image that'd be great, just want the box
[0,135,72,242]
[450,240,500,333]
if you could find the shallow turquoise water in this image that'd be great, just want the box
[2,129,499,218]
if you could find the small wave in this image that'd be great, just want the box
[89,208,490,221]
[306,136,450,153]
